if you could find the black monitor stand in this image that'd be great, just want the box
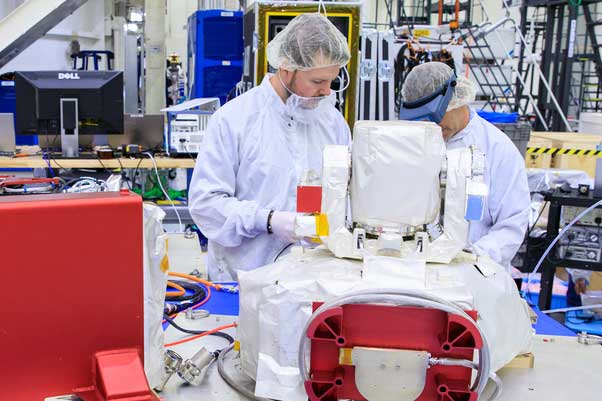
[60,98,79,157]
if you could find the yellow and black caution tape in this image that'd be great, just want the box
[527,147,602,156]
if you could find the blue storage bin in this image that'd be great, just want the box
[187,10,243,105]
[202,15,244,60]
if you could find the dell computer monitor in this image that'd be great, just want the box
[15,71,123,157]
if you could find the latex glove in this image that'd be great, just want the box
[271,211,297,243]
[574,278,588,295]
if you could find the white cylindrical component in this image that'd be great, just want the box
[144,0,166,113]
[350,121,445,230]
[321,145,350,235]
[111,16,126,71]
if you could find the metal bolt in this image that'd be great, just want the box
[155,350,183,392]
[177,347,215,384]
[185,308,209,320]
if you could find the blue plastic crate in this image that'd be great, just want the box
[187,10,243,105]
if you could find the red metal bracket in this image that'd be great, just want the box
[305,303,482,401]
[73,349,160,401]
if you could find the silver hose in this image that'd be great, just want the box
[430,357,478,370]
[216,344,272,401]
[489,372,503,401]
[298,289,492,396]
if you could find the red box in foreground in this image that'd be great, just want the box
[0,191,150,400]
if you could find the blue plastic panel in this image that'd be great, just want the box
[465,194,485,221]
[187,10,243,105]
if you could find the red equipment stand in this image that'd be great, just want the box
[305,303,482,401]
[0,191,158,401]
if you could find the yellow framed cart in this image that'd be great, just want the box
[242,1,361,127]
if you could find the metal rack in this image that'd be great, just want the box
[516,0,602,131]
[538,189,602,311]
[394,1,473,27]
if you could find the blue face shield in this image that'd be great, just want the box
[399,76,457,124]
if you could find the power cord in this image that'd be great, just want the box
[143,152,183,232]
[163,313,234,344]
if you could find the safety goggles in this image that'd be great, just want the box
[399,75,457,124]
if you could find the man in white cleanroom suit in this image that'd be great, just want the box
[402,62,530,270]
[189,13,351,280]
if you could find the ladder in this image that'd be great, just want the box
[469,0,572,131]
[463,21,526,114]
[581,1,602,112]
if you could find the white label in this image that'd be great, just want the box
[568,19,577,58]
[222,60,231,66]
[221,11,234,17]
[58,72,80,80]
[1,81,15,86]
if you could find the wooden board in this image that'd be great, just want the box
[525,138,553,169]
[0,146,195,169]
[531,131,602,147]
[530,132,602,177]
[553,154,598,177]
[504,353,535,369]
[589,272,602,291]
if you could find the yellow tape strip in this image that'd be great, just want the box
[527,147,602,157]
[339,348,353,365]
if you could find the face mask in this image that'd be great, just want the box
[278,68,350,111]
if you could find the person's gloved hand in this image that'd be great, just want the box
[574,278,588,295]
[271,211,297,243]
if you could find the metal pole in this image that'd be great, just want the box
[514,4,527,114]
[144,0,166,114]
[558,4,578,131]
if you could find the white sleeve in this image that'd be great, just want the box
[188,113,271,248]
[473,140,531,268]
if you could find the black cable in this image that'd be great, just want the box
[96,153,112,175]
[274,243,294,262]
[166,280,206,303]
[522,201,549,282]
[527,201,548,237]
[43,131,67,174]
[115,157,132,190]
[132,157,144,190]
[163,313,235,344]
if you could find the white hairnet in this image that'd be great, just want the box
[402,62,477,111]
[267,13,351,71]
